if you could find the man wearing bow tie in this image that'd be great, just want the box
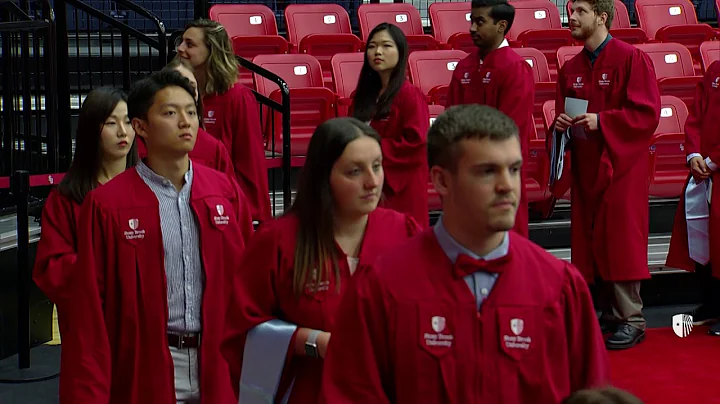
[320,105,609,404]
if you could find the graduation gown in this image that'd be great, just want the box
[446,46,535,237]
[319,230,610,404]
[203,82,272,223]
[367,80,430,227]
[61,165,254,404]
[137,128,235,181]
[32,190,83,400]
[221,208,421,403]
[666,61,720,278]
[552,38,661,282]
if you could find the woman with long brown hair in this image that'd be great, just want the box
[177,18,271,223]
[221,117,421,403]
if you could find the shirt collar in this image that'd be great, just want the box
[584,33,612,62]
[136,159,193,189]
[433,216,509,264]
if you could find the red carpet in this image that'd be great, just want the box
[609,326,720,404]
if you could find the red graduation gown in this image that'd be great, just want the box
[368,80,430,227]
[203,82,272,223]
[33,189,81,304]
[137,128,236,181]
[221,208,421,403]
[32,190,83,400]
[666,61,720,278]
[553,38,661,282]
[62,165,254,404]
[446,47,535,237]
[319,230,610,404]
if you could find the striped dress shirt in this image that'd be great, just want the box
[136,161,204,333]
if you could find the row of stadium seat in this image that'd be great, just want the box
[211,0,720,82]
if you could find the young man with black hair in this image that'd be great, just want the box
[62,70,254,404]
[320,105,609,404]
[446,0,535,237]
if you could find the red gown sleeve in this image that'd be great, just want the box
[230,87,272,223]
[32,191,78,303]
[597,50,661,163]
[683,77,706,157]
[562,263,611,391]
[405,214,423,236]
[320,268,393,404]
[231,171,255,240]
[221,223,284,399]
[382,86,430,170]
[445,71,462,108]
[59,191,112,404]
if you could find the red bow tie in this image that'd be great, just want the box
[453,253,511,278]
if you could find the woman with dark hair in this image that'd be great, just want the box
[32,86,136,397]
[221,117,421,403]
[177,19,271,223]
[136,59,236,183]
[353,22,430,227]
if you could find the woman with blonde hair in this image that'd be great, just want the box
[177,18,271,223]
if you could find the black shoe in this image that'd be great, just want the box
[599,318,617,334]
[687,305,720,325]
[709,322,720,337]
[605,324,646,350]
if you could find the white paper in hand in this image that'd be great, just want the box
[564,97,588,119]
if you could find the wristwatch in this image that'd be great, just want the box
[304,330,321,358]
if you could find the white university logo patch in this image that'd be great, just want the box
[432,316,446,333]
[124,218,145,240]
[511,318,524,335]
[672,314,693,338]
[213,204,229,226]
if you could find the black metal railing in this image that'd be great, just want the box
[0,0,58,207]
[54,0,167,170]
[235,55,293,212]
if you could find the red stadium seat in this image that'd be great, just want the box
[252,54,336,160]
[634,0,715,67]
[508,0,575,79]
[210,4,289,57]
[284,4,363,88]
[556,45,583,70]
[635,42,702,111]
[565,0,647,44]
[210,5,289,87]
[513,47,555,137]
[331,52,365,117]
[700,41,720,72]
[648,96,690,197]
[357,3,439,52]
[407,49,467,105]
[428,2,475,53]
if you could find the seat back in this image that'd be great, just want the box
[357,3,426,40]
[331,52,365,100]
[428,2,472,44]
[634,0,700,39]
[513,47,551,82]
[656,95,689,134]
[284,4,353,45]
[700,41,720,71]
[542,100,556,132]
[408,50,467,98]
[507,0,563,41]
[209,4,279,38]
[556,46,583,70]
[635,42,696,79]
[252,54,325,95]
